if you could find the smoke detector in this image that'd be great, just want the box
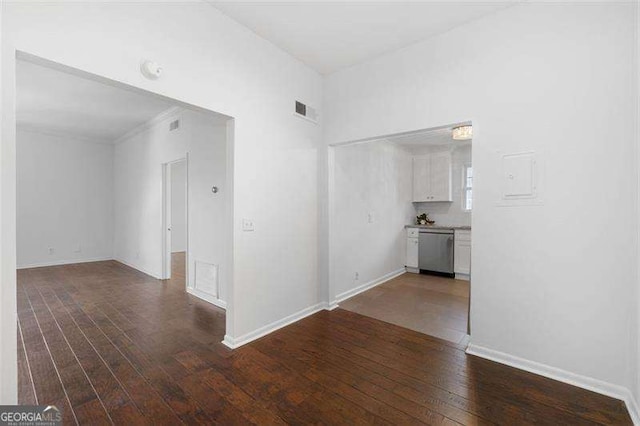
[140,60,162,80]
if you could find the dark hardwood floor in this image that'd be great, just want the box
[17,257,632,425]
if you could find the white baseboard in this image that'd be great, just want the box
[17,256,113,269]
[187,287,226,309]
[325,302,339,311]
[455,273,470,281]
[332,268,406,304]
[626,393,640,426]
[222,301,326,349]
[466,343,640,425]
[113,258,162,279]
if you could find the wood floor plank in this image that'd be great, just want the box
[53,289,192,424]
[272,319,590,426]
[252,329,485,425]
[18,286,77,425]
[25,284,110,424]
[176,372,259,426]
[16,254,633,425]
[294,313,608,425]
[251,339,457,425]
[17,321,37,405]
[318,309,628,424]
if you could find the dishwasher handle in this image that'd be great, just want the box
[418,228,454,235]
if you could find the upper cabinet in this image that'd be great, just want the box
[412,152,452,202]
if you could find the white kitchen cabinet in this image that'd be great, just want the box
[454,230,471,279]
[406,228,419,271]
[412,153,452,202]
[412,157,431,202]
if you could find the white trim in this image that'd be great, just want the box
[162,163,172,280]
[162,156,189,281]
[328,121,471,148]
[466,344,640,425]
[187,287,226,310]
[222,119,235,340]
[325,302,339,311]
[627,395,640,426]
[222,302,326,349]
[113,258,162,279]
[16,124,113,145]
[17,256,113,269]
[332,268,406,304]
[462,163,473,212]
[113,106,182,145]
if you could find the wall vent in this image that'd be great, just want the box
[294,101,318,123]
[195,261,219,298]
[169,119,180,131]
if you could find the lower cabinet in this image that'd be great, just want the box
[406,236,419,268]
[407,227,470,277]
[454,230,471,279]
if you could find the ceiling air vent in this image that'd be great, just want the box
[294,100,318,123]
[169,119,180,131]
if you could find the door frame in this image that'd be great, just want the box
[326,121,473,338]
[5,52,236,403]
[162,155,189,285]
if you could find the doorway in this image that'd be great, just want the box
[163,158,188,286]
[14,53,236,411]
[328,123,472,344]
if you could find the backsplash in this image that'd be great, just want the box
[414,202,471,226]
[413,143,471,227]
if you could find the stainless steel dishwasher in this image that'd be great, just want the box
[418,228,454,276]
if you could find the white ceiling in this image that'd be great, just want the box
[210,1,513,74]
[17,59,177,143]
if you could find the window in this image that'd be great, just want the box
[463,165,473,211]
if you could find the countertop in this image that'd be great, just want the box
[405,224,471,230]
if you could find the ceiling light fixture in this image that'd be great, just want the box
[452,125,472,140]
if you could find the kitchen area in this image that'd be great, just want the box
[333,123,472,344]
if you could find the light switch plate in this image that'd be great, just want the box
[242,219,255,232]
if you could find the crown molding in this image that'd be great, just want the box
[112,106,183,145]
[16,123,113,145]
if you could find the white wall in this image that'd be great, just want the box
[0,3,16,404]
[636,0,640,410]
[16,128,114,268]
[114,108,229,303]
[170,160,187,253]
[332,140,414,299]
[325,2,638,407]
[413,143,471,227]
[1,2,322,395]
